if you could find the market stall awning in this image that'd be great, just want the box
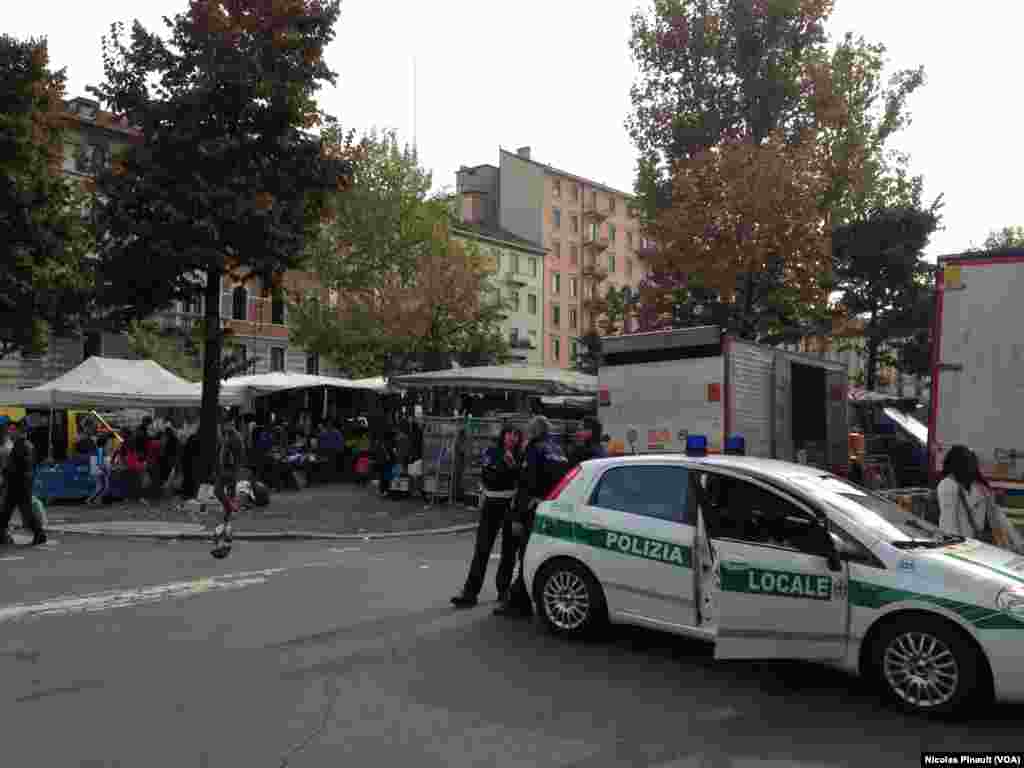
[0,357,245,409]
[391,365,597,396]
[221,372,390,395]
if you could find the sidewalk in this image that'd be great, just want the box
[34,482,481,541]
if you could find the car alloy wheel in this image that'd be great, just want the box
[542,568,591,632]
[882,630,960,709]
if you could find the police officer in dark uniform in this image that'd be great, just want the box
[1,420,46,546]
[496,416,569,618]
[451,425,524,608]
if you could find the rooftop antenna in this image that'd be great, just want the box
[413,56,418,152]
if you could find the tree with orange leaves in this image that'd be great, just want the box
[0,35,95,360]
[87,0,351,483]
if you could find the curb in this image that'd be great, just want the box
[43,522,478,542]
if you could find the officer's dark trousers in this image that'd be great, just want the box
[0,481,42,536]
[462,496,518,599]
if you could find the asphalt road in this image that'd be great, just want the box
[1,533,1022,768]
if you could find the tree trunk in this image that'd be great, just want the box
[865,335,880,392]
[199,266,224,487]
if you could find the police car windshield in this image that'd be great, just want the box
[785,475,948,544]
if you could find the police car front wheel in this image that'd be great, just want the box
[535,559,606,639]
[872,615,987,716]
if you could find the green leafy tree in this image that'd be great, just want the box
[88,0,350,483]
[831,206,939,390]
[821,33,927,225]
[291,131,508,375]
[0,35,95,360]
[983,226,1024,250]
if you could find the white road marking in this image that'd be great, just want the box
[419,564,430,569]
[0,556,26,562]
[0,561,338,624]
[329,547,361,553]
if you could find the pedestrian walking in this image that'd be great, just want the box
[86,433,113,505]
[938,445,1023,551]
[496,416,570,618]
[451,425,524,608]
[0,420,46,546]
[214,414,245,527]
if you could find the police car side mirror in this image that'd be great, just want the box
[811,519,842,572]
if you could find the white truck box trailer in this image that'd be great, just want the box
[599,326,849,474]
[928,251,1024,511]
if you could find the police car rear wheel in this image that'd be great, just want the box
[536,560,605,638]
[873,616,983,716]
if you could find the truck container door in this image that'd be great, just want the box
[772,353,793,461]
[825,369,849,476]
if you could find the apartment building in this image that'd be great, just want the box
[0,96,342,389]
[457,147,647,369]
[453,190,546,365]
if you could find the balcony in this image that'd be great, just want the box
[504,270,527,287]
[583,233,610,253]
[221,294,289,338]
[582,199,609,221]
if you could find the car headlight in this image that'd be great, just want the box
[995,586,1024,618]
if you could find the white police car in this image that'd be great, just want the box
[523,453,1024,716]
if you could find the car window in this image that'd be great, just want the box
[696,473,823,555]
[829,521,881,568]
[591,465,689,524]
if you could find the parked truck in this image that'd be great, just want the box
[598,326,849,475]
[928,250,1024,512]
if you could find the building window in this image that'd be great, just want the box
[512,253,520,273]
[552,241,561,260]
[552,180,561,198]
[608,254,616,273]
[586,281,594,299]
[512,290,521,312]
[552,305,561,327]
[590,221,599,240]
[232,286,247,320]
[271,291,286,324]
[552,336,561,362]
[510,328,519,345]
[572,184,580,201]
[570,215,579,234]
[271,347,285,372]
[609,196,616,213]
[552,208,561,229]
[626,259,633,278]
[528,294,537,314]
[552,272,561,294]
[569,308,578,329]
[591,191,597,208]
[569,277,578,298]
[529,257,537,277]
[626,231,633,249]
[608,223,616,243]
[570,244,579,265]
[328,288,339,309]
[184,294,202,315]
[306,352,320,375]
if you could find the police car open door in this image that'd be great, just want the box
[695,471,849,661]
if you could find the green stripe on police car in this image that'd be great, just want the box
[533,514,692,569]
[720,562,832,601]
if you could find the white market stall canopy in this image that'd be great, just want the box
[0,357,246,409]
[220,372,390,396]
[392,365,597,396]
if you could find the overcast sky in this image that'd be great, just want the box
[12,0,1022,259]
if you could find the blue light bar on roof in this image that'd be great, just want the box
[685,434,708,457]
[725,435,746,455]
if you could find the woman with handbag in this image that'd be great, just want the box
[938,445,1024,552]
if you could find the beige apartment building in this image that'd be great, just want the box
[456,147,647,370]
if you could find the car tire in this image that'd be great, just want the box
[870,615,988,717]
[533,558,607,640]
